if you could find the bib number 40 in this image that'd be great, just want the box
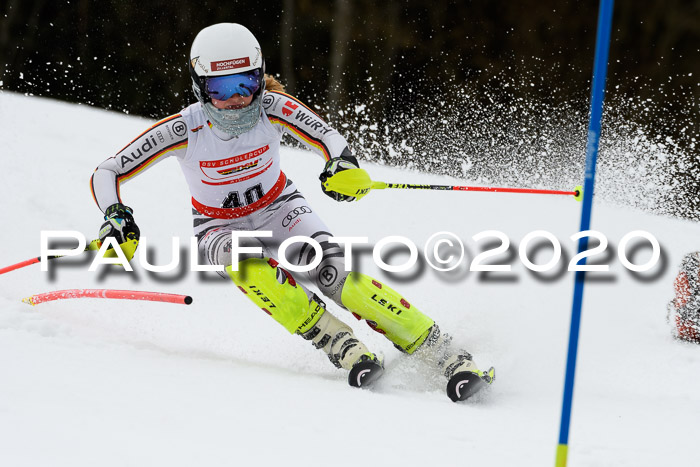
[221,183,264,209]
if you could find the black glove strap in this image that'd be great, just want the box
[104,203,133,219]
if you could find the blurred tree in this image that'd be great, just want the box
[328,0,351,116]
[280,0,297,94]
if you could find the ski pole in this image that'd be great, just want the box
[372,182,582,198]
[22,289,193,306]
[323,168,583,201]
[0,238,101,276]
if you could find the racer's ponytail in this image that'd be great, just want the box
[264,74,286,92]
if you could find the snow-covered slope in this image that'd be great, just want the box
[1,92,699,467]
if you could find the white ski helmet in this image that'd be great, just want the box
[189,23,266,136]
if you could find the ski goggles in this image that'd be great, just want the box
[205,69,262,100]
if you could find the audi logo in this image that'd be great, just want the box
[282,206,312,227]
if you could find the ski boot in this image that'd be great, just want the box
[300,307,384,389]
[418,325,495,402]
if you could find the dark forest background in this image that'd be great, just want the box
[1,0,698,217]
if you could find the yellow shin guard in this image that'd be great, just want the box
[226,258,324,334]
[341,272,434,353]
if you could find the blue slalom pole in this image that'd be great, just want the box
[556,1,615,466]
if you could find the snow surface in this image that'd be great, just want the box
[1,92,699,467]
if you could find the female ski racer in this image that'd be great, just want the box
[90,23,494,400]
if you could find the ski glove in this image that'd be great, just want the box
[319,149,360,202]
[98,203,140,249]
